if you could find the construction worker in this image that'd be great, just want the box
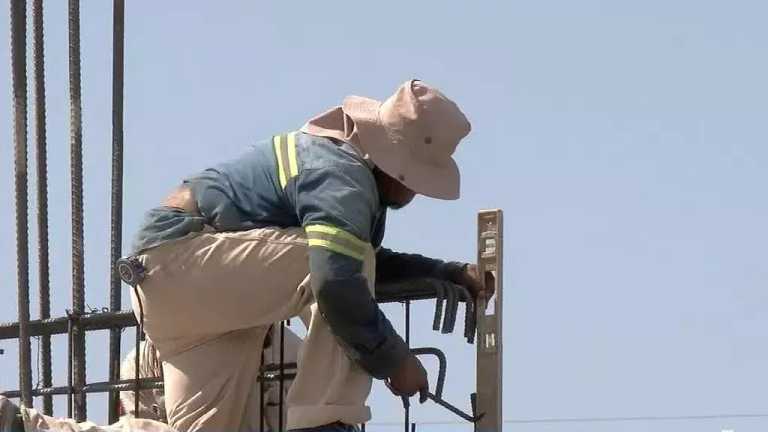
[0,329,304,432]
[119,330,302,429]
[118,340,166,421]
[125,79,486,432]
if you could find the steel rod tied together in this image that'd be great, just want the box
[68,0,87,420]
[108,0,126,422]
[404,301,411,432]
[31,0,53,415]
[1,377,164,398]
[278,321,286,432]
[10,0,33,410]
[0,310,138,340]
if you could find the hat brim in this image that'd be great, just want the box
[342,95,460,200]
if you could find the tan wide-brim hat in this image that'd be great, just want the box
[342,80,471,200]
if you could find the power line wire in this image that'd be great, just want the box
[365,412,768,426]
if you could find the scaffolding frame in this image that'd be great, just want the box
[3,1,503,429]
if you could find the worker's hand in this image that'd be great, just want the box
[387,354,429,403]
[451,263,494,301]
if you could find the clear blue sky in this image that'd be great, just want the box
[2,1,767,431]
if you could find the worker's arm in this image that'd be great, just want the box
[375,248,466,284]
[376,249,489,300]
[291,167,411,380]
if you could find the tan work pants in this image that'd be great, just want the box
[130,227,374,431]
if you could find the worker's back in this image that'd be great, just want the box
[132,132,387,254]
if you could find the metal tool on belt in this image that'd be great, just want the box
[116,256,146,287]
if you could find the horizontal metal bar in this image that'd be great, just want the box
[0,310,136,340]
[258,373,296,382]
[1,377,163,398]
[260,362,298,373]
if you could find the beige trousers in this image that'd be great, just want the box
[130,227,374,431]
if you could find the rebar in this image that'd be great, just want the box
[259,350,265,432]
[278,321,285,432]
[32,0,52,415]
[404,300,410,432]
[0,310,137,340]
[11,0,33,410]
[2,377,164,398]
[133,286,144,418]
[68,0,87,420]
[107,0,126,423]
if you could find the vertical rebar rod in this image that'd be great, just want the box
[404,300,410,432]
[278,321,285,432]
[107,0,125,423]
[32,0,52,415]
[259,350,265,432]
[11,0,33,410]
[68,0,87,421]
[133,287,144,418]
[67,315,73,417]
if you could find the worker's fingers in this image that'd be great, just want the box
[482,267,496,300]
[432,282,445,331]
[419,387,429,404]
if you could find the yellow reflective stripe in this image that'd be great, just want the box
[305,224,369,261]
[308,239,365,261]
[287,132,299,178]
[273,135,287,189]
[273,132,300,189]
[305,224,366,249]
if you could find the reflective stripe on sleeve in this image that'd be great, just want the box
[273,132,299,189]
[305,224,368,261]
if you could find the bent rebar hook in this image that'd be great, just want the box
[410,347,485,423]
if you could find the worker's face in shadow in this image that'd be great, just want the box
[374,167,417,210]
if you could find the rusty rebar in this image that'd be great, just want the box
[107,0,126,423]
[2,377,164,398]
[32,0,52,415]
[0,310,137,340]
[68,0,87,418]
[11,0,33,411]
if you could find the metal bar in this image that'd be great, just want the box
[260,362,298,373]
[108,0,126,422]
[476,209,503,432]
[278,321,285,432]
[410,347,446,399]
[67,315,73,417]
[404,300,410,432]
[68,0,87,421]
[2,377,164,398]
[259,350,265,432]
[32,0,53,415]
[424,392,482,423]
[11,0,33,411]
[132,287,144,418]
[0,310,137,340]
[257,373,297,383]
